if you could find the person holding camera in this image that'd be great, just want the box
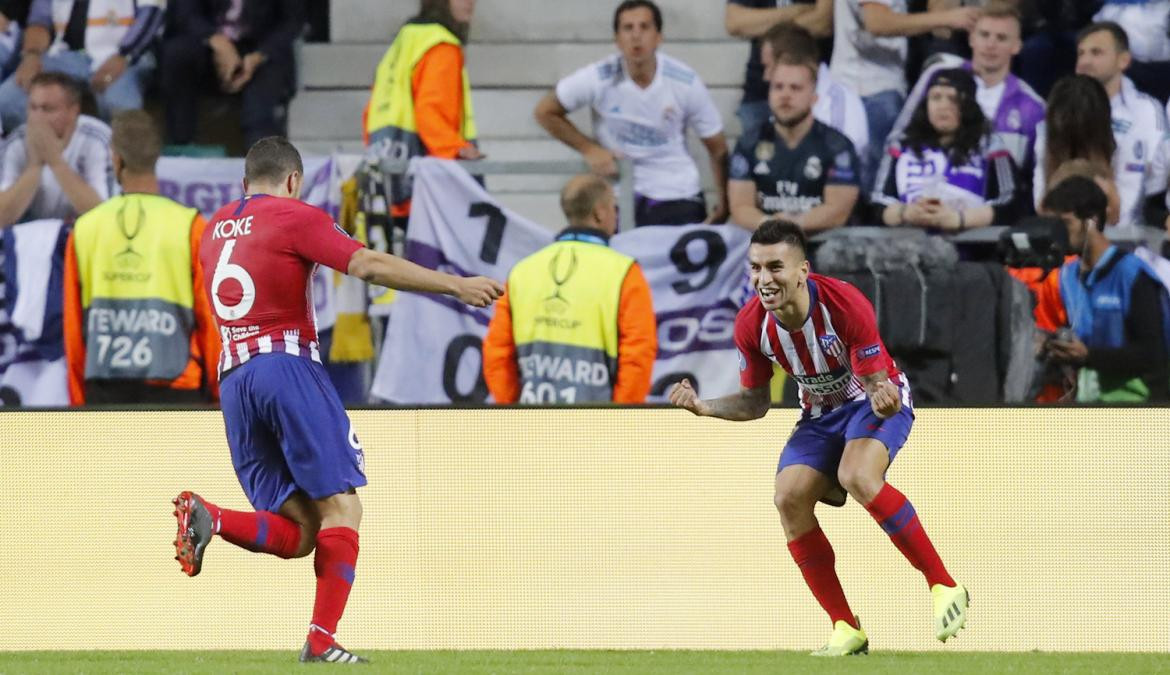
[1039,175,1169,402]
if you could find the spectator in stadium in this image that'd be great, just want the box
[1095,0,1170,104]
[0,0,163,132]
[1033,75,1116,219]
[728,55,861,232]
[889,3,1045,204]
[0,72,111,227]
[0,0,31,82]
[482,174,656,404]
[725,0,833,139]
[1039,175,1169,401]
[534,0,730,226]
[365,0,481,234]
[760,23,869,171]
[1066,22,1170,227]
[161,0,305,149]
[874,68,1020,230]
[62,110,219,405]
[829,0,979,192]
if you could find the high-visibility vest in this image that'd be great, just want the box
[365,20,477,206]
[72,193,200,381]
[507,233,634,403]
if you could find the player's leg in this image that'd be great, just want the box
[840,406,968,642]
[262,355,368,662]
[301,490,364,662]
[173,365,315,576]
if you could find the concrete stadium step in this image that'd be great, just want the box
[288,86,744,142]
[331,0,729,44]
[302,41,749,90]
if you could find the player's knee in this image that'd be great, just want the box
[289,522,321,558]
[837,465,881,503]
[773,488,815,520]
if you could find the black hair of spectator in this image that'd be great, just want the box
[245,136,304,185]
[413,0,469,42]
[763,22,820,64]
[1043,75,1115,182]
[751,218,807,257]
[901,68,988,167]
[29,71,83,107]
[613,0,662,33]
[1042,175,1108,232]
[1076,21,1130,53]
[111,110,161,174]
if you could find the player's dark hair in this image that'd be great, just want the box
[1042,175,1107,231]
[1043,75,1115,182]
[1077,20,1129,53]
[29,71,83,107]
[613,0,662,33]
[244,136,304,185]
[111,110,161,174]
[751,219,806,257]
[901,68,988,167]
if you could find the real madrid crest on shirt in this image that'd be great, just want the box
[804,156,822,180]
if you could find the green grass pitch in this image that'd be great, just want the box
[1,650,1168,674]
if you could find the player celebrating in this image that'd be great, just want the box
[669,219,967,656]
[172,137,503,663]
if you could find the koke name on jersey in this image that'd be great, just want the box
[211,215,254,240]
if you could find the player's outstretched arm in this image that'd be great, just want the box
[347,247,504,308]
[669,379,771,421]
[860,370,901,419]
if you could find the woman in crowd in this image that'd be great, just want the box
[874,68,1020,231]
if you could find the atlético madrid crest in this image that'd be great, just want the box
[818,333,844,359]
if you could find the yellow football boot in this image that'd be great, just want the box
[810,618,869,656]
[932,583,970,642]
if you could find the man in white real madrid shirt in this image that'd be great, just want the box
[0,71,111,227]
[534,0,730,227]
[1034,21,1170,227]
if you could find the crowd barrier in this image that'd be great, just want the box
[1,408,1167,652]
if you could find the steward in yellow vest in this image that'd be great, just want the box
[63,111,220,404]
[483,175,657,403]
[364,4,480,218]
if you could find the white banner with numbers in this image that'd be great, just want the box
[370,158,752,404]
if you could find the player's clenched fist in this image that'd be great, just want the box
[669,378,708,416]
[455,276,505,307]
[869,379,901,419]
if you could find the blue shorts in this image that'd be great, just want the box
[778,398,914,481]
[219,353,367,512]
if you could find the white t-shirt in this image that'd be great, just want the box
[830,0,908,98]
[815,63,870,162]
[0,115,114,223]
[44,0,163,69]
[1033,78,1170,226]
[555,51,724,201]
[975,79,1006,122]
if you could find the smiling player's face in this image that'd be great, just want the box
[748,241,808,313]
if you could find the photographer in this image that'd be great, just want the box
[1039,175,1169,402]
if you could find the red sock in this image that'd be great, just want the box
[864,483,955,588]
[307,527,360,655]
[213,505,302,558]
[787,527,857,628]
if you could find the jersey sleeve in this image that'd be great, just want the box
[834,282,889,377]
[290,207,365,273]
[825,133,861,187]
[733,306,774,389]
[729,135,754,181]
[0,136,26,191]
[554,62,599,113]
